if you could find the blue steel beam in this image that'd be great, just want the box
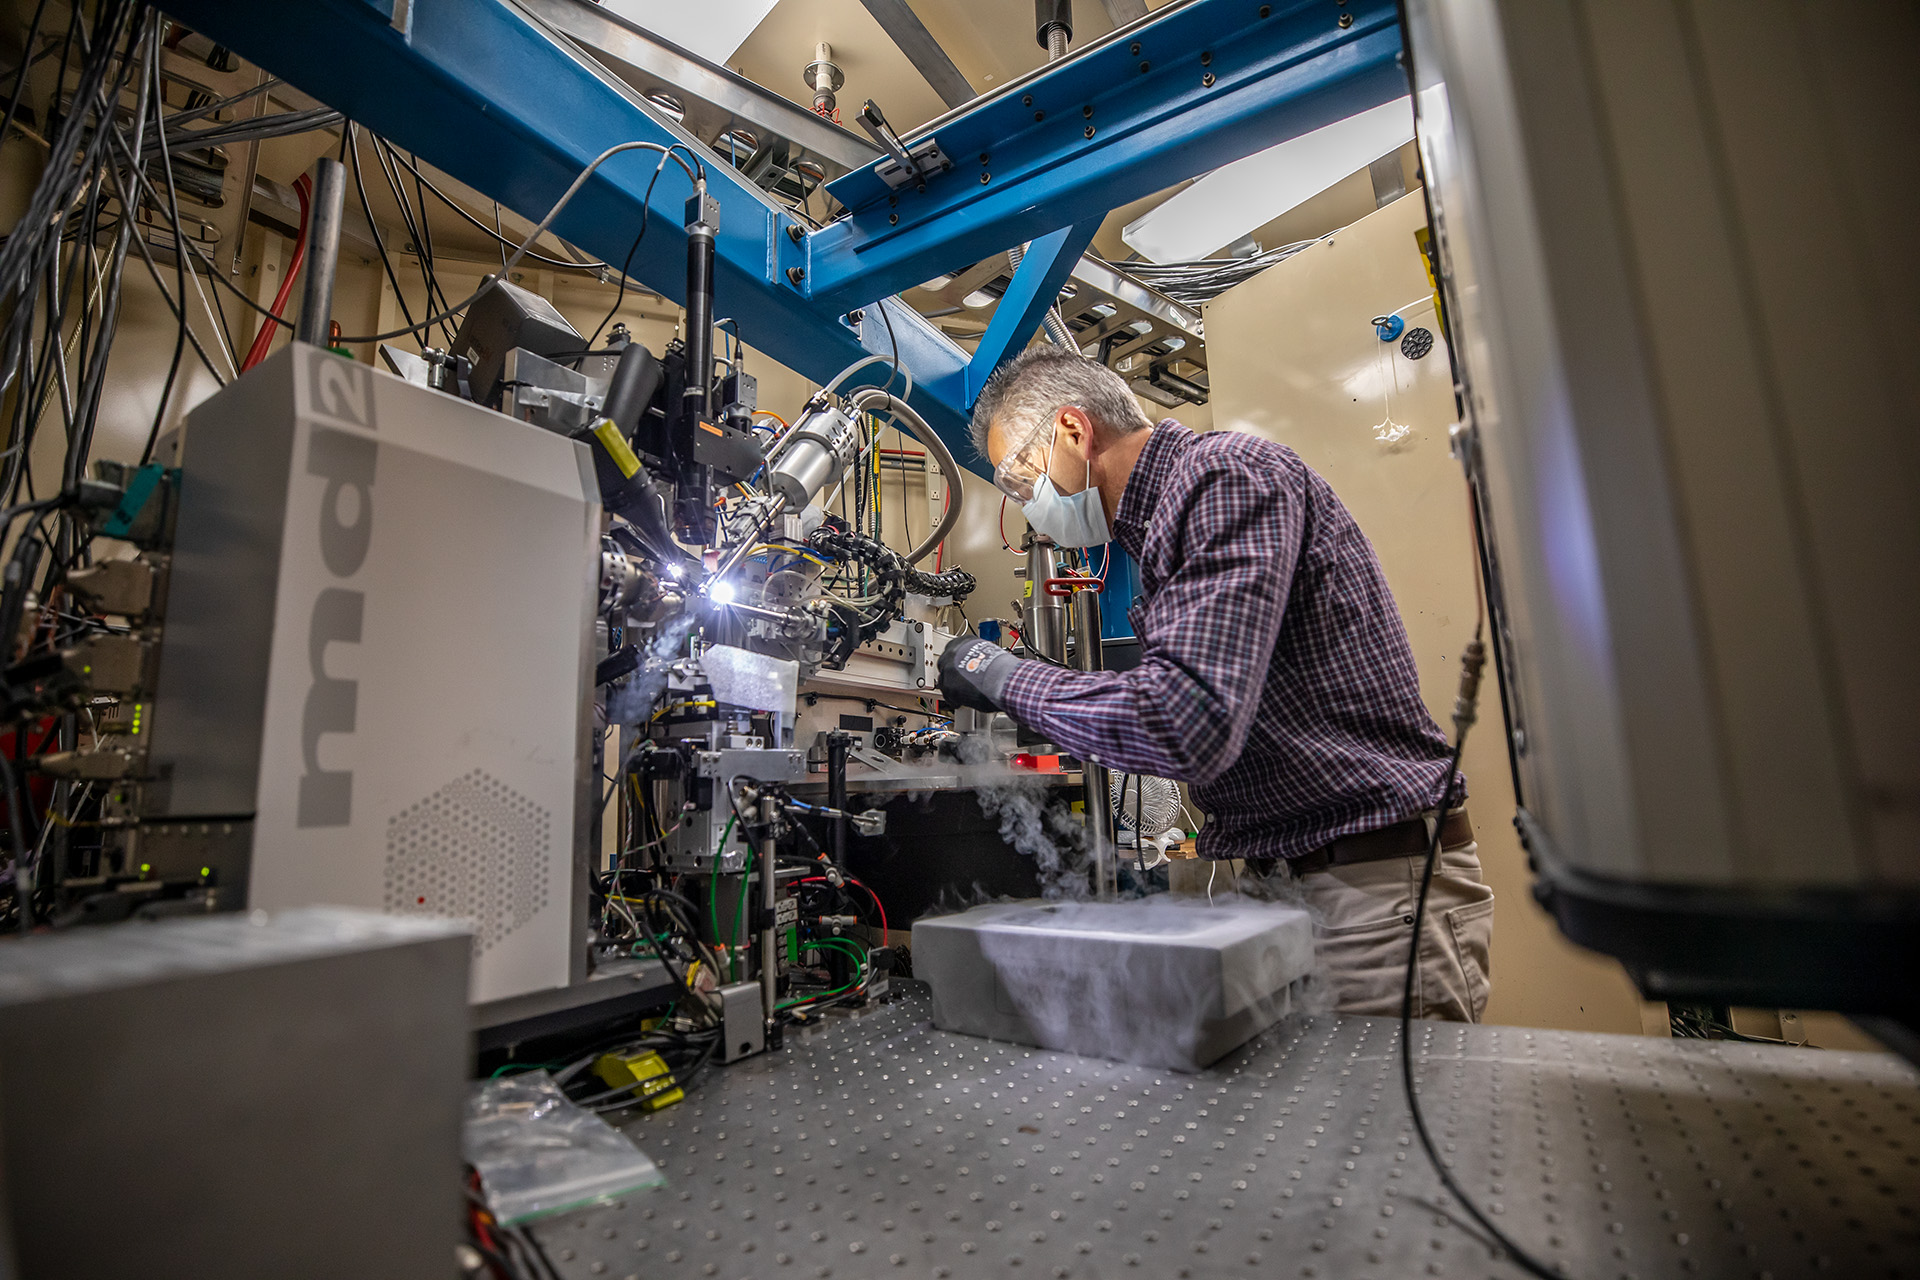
[155,0,982,458]
[156,0,1406,473]
[804,0,1404,313]
[950,221,1102,409]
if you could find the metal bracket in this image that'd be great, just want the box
[858,99,952,189]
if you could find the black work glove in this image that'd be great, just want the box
[937,635,1021,714]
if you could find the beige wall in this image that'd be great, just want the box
[1205,193,1655,1035]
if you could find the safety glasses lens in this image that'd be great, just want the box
[993,427,1052,502]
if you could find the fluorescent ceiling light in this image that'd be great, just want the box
[600,0,780,64]
[961,290,995,309]
[919,275,953,291]
[1121,96,1414,264]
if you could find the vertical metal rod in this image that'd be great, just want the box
[1072,588,1119,900]
[758,791,779,1023]
[294,157,347,346]
[826,732,851,866]
[683,183,717,424]
[228,69,269,276]
[1024,537,1070,662]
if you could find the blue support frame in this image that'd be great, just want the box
[156,0,1404,474]
[947,220,1101,409]
[803,0,1404,312]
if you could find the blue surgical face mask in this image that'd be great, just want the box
[1022,453,1110,549]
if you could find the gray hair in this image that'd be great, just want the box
[968,346,1153,459]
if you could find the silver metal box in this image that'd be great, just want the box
[144,345,601,1003]
[1405,0,1920,1012]
[0,908,471,1280]
[911,898,1315,1072]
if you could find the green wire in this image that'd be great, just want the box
[780,936,867,1010]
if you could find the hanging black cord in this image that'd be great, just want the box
[583,150,686,351]
[377,143,612,273]
[370,134,455,344]
[0,0,51,148]
[141,32,190,462]
[347,123,417,334]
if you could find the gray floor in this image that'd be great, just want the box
[537,990,1920,1279]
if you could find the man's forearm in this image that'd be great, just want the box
[1001,659,1242,783]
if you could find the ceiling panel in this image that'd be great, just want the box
[730,0,1174,135]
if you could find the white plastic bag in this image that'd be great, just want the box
[464,1072,663,1223]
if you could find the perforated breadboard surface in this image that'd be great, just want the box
[535,991,1920,1279]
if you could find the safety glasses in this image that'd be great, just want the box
[990,416,1062,503]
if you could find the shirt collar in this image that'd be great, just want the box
[1111,419,1193,557]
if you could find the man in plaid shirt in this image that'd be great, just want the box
[938,348,1494,1022]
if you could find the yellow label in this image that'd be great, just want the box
[1023,579,1033,599]
[593,418,642,479]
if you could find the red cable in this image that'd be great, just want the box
[847,876,888,947]
[999,495,1027,554]
[239,172,312,372]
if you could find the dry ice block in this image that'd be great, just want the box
[911,898,1315,1071]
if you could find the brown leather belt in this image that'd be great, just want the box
[1287,808,1474,875]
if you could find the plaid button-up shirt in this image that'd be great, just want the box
[1001,422,1461,862]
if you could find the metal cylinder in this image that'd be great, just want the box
[1022,540,1070,662]
[766,402,857,507]
[804,42,844,115]
[683,191,716,425]
[1036,0,1073,52]
[759,792,780,1023]
[294,157,347,347]
[1072,588,1119,900]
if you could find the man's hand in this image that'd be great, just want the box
[937,635,1021,714]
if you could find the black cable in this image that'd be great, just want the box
[142,34,192,461]
[334,140,699,345]
[584,154,684,352]
[588,141,701,351]
[877,294,902,398]
[152,107,344,156]
[109,132,229,388]
[346,123,417,333]
[0,0,50,149]
[109,147,297,339]
[148,73,279,131]
[1398,737,1559,1279]
[372,136,455,345]
[377,143,611,272]
[405,147,445,332]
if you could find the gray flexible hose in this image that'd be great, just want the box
[848,388,963,565]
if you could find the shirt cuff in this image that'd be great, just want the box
[1001,659,1076,731]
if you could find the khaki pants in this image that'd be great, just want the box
[1293,840,1494,1022]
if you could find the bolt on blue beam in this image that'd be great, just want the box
[802,0,1405,314]
[157,0,986,465]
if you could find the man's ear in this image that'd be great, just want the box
[1057,404,1094,454]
